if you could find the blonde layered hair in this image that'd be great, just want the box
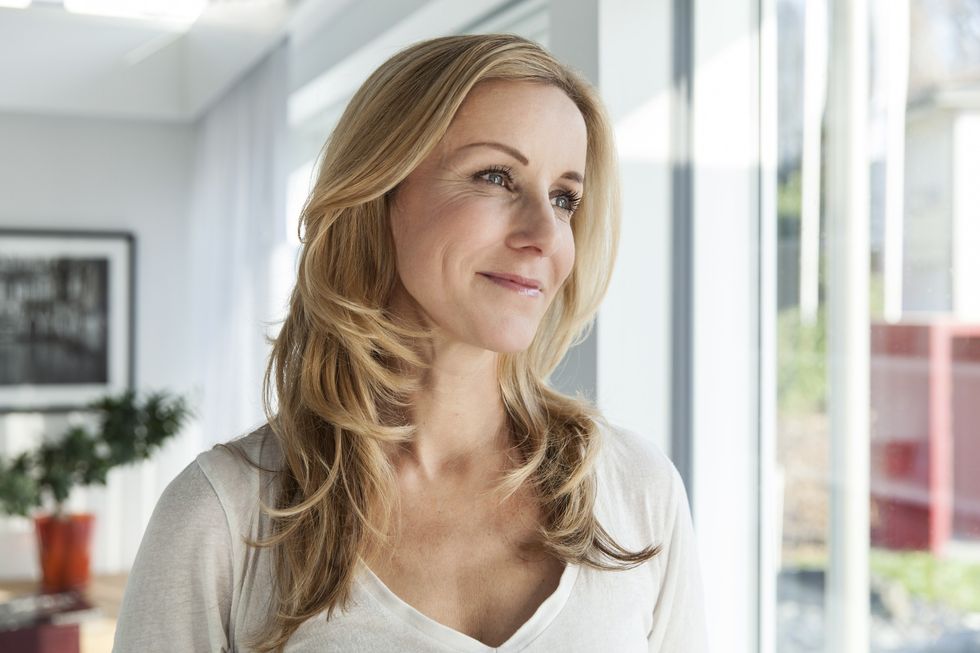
[241,33,660,652]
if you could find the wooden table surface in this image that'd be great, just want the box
[0,574,129,653]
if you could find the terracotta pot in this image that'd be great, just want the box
[34,513,95,594]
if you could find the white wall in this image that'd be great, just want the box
[0,111,197,578]
[289,0,430,96]
[546,0,673,455]
[691,0,764,650]
[595,0,673,457]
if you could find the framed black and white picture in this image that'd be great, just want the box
[0,229,135,412]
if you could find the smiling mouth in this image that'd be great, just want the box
[478,273,544,297]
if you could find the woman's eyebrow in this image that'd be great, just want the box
[454,141,584,183]
[456,140,529,164]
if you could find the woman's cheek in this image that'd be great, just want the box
[557,237,576,284]
[456,193,512,228]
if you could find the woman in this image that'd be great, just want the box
[114,34,708,652]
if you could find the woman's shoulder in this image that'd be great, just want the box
[592,420,688,538]
[595,420,683,492]
[193,422,283,514]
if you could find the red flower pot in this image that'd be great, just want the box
[34,513,94,594]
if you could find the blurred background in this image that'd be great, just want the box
[0,0,978,651]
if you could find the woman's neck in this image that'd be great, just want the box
[389,341,512,484]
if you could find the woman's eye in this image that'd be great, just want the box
[552,191,582,217]
[476,167,513,188]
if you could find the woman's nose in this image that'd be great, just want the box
[505,193,562,257]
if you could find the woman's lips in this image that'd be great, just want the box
[478,273,543,297]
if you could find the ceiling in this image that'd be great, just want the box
[0,0,340,122]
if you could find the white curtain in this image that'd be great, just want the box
[184,40,290,452]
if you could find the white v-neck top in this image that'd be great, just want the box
[354,558,581,652]
[113,422,708,652]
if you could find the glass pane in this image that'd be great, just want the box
[775,0,980,650]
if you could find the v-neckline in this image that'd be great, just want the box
[354,557,581,652]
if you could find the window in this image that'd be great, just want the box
[774,0,980,650]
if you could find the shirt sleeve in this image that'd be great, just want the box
[647,466,709,652]
[113,460,234,653]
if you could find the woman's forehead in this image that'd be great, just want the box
[438,80,588,164]
[451,79,580,125]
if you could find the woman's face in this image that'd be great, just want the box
[389,79,587,353]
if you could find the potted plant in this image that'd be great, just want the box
[0,390,190,594]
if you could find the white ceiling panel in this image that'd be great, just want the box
[0,0,310,122]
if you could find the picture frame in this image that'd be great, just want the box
[0,229,135,412]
